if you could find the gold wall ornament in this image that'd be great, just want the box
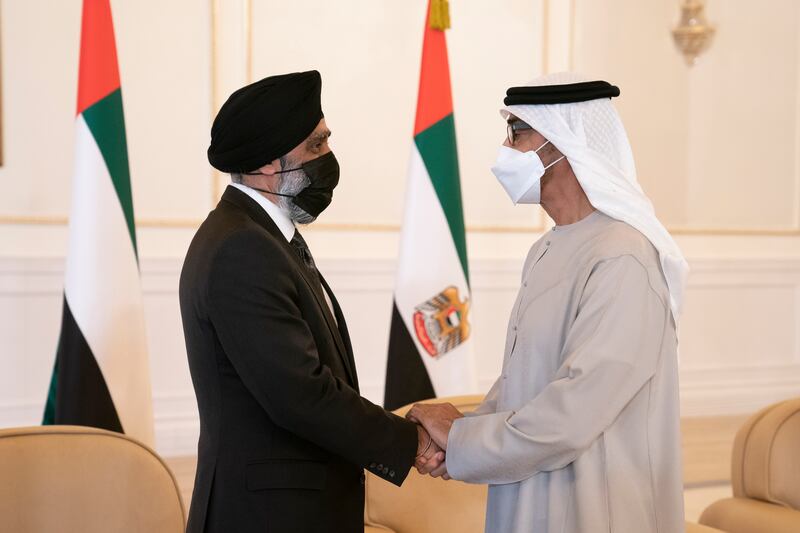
[672,0,716,66]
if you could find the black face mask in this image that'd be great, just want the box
[244,151,340,218]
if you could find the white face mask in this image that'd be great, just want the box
[491,141,566,204]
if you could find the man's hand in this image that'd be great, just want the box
[415,425,445,474]
[427,459,451,480]
[407,402,464,451]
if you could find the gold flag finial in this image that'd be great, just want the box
[429,0,451,30]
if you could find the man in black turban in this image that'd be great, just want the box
[180,71,442,533]
[208,70,324,174]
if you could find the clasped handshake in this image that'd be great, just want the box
[407,402,465,481]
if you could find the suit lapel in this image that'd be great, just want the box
[319,274,359,392]
[284,245,356,387]
[220,187,357,387]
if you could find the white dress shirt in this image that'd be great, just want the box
[230,182,295,241]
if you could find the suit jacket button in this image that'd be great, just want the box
[369,463,377,469]
[377,464,384,471]
[389,470,395,478]
[382,467,389,475]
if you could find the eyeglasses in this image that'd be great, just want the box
[507,120,534,146]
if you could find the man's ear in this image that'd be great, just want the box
[256,159,281,176]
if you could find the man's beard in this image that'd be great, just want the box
[277,159,316,225]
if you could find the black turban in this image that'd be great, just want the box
[503,80,620,106]
[208,70,323,173]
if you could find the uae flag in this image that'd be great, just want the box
[42,0,154,446]
[384,0,474,411]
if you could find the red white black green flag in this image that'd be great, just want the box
[43,0,154,446]
[384,0,474,410]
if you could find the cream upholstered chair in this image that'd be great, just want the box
[699,398,800,533]
[0,425,185,533]
[365,394,722,533]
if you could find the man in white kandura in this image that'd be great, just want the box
[408,72,690,533]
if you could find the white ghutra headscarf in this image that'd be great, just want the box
[503,72,689,321]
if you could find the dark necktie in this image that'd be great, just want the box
[290,230,317,275]
[290,230,337,323]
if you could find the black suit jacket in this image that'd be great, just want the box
[179,187,418,533]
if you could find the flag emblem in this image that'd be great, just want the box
[413,286,471,358]
[383,0,475,410]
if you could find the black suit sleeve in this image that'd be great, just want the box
[206,229,418,485]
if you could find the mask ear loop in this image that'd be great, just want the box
[543,155,566,171]
[244,167,302,176]
[534,140,566,171]
[243,185,296,199]
[240,165,304,198]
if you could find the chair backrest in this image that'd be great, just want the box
[0,425,185,533]
[732,397,800,510]
[365,395,488,533]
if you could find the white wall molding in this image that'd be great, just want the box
[679,364,800,417]
[2,254,799,456]
[5,255,800,288]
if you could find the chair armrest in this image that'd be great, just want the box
[365,525,398,533]
[685,520,724,533]
[700,497,800,533]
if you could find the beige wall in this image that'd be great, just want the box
[0,0,213,226]
[572,0,800,231]
[1,0,799,456]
